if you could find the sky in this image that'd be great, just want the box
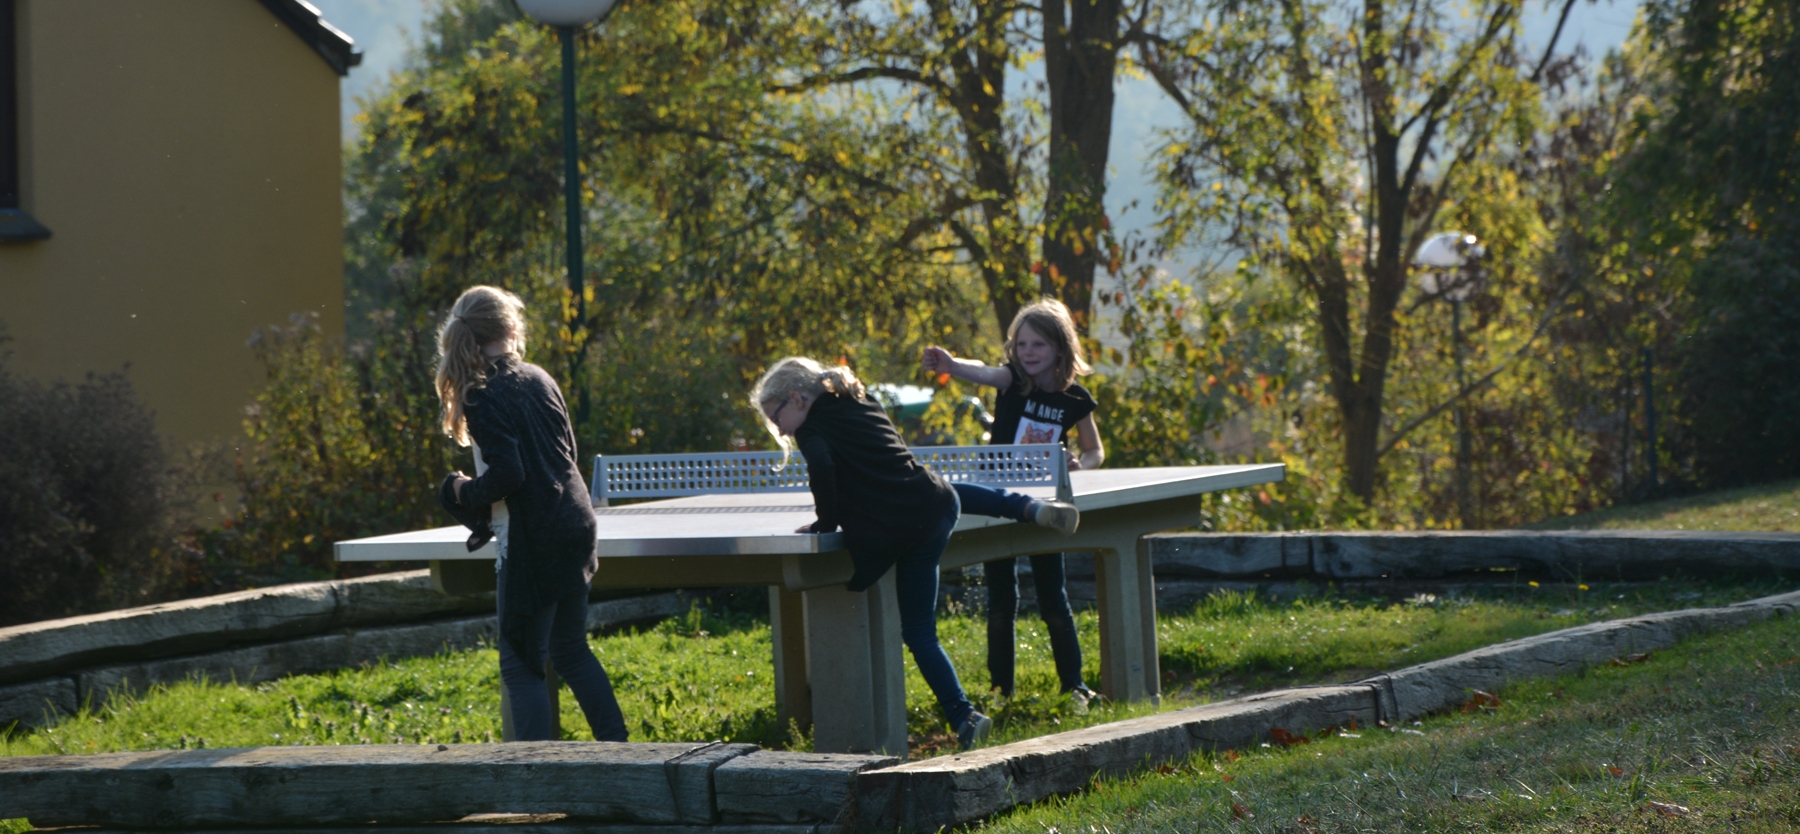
[310,0,1642,278]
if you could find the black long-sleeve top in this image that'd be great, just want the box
[794,391,956,591]
[455,356,598,672]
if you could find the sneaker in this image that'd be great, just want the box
[1031,500,1080,535]
[956,712,992,751]
[1069,685,1103,713]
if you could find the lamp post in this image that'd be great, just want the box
[515,0,617,423]
[500,0,618,740]
[1415,232,1485,529]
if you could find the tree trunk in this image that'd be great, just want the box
[1041,0,1122,334]
[943,0,1035,334]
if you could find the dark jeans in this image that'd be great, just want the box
[892,489,977,730]
[951,483,1087,696]
[986,553,1087,696]
[497,568,628,742]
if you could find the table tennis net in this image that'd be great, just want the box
[591,443,1067,505]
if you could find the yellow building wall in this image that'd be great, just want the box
[0,0,344,450]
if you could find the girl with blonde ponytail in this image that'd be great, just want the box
[748,356,1079,751]
[434,285,627,742]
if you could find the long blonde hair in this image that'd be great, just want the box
[750,356,864,463]
[1005,298,1091,394]
[436,285,528,446]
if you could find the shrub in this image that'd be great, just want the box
[0,354,182,626]
[195,312,453,586]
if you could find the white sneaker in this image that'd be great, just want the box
[1032,500,1080,535]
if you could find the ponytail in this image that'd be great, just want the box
[749,357,864,466]
[817,365,865,400]
[435,285,528,446]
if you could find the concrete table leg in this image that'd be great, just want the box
[1094,534,1161,704]
[802,573,906,756]
[769,585,812,733]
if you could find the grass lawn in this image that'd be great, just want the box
[983,606,1800,833]
[1527,478,1800,532]
[2,582,1782,764]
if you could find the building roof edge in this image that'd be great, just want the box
[256,0,363,77]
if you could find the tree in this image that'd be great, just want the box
[347,0,993,448]
[1614,0,1800,487]
[1041,0,1124,331]
[1140,0,1578,505]
[773,0,1042,334]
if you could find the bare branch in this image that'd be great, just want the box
[1531,0,1579,83]
[769,65,952,99]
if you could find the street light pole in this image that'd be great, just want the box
[559,25,584,329]
[1451,296,1473,527]
[517,0,616,425]
[555,25,589,424]
[1415,232,1485,529]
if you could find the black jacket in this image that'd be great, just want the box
[444,356,597,672]
[795,391,956,591]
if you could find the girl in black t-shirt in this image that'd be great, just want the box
[923,298,1104,706]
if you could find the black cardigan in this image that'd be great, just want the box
[795,392,956,591]
[452,356,598,673]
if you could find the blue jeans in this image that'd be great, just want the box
[893,489,977,730]
[497,570,628,742]
[951,482,1036,522]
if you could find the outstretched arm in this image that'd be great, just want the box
[922,345,1013,389]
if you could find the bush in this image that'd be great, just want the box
[194,312,454,586]
[0,354,183,627]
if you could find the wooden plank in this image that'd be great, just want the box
[73,613,511,709]
[1148,530,1800,581]
[713,750,899,824]
[0,676,75,729]
[0,570,493,685]
[0,741,756,828]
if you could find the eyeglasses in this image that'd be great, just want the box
[767,398,790,423]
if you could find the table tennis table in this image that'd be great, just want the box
[336,462,1284,755]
